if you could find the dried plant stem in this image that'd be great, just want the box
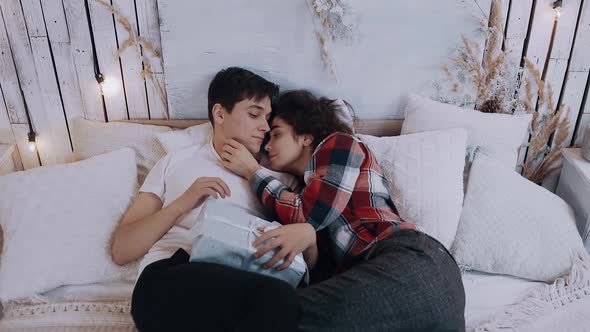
[94,0,168,118]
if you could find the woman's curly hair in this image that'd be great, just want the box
[271,90,354,149]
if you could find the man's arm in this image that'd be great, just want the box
[111,192,186,265]
[303,244,318,270]
[111,177,231,265]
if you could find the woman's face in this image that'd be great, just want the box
[264,117,309,173]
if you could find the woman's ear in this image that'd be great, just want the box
[212,104,225,126]
[302,134,313,147]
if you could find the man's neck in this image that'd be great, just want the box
[211,132,225,160]
[212,132,260,162]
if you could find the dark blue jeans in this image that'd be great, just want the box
[131,230,465,332]
[296,229,465,331]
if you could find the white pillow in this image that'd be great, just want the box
[401,94,532,168]
[452,152,585,282]
[71,117,171,185]
[0,149,139,302]
[157,122,212,153]
[358,128,467,249]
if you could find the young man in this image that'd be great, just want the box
[111,67,300,332]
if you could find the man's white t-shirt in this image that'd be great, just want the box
[137,139,298,277]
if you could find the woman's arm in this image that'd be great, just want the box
[250,134,366,231]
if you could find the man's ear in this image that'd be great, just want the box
[212,104,225,126]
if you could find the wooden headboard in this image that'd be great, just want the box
[117,119,403,137]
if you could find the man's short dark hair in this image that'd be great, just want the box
[207,67,279,123]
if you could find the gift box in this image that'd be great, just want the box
[188,199,308,287]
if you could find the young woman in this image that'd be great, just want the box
[221,90,466,331]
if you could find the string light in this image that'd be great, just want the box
[84,0,118,97]
[28,133,36,152]
[97,74,120,97]
[20,89,37,154]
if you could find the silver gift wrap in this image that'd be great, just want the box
[188,199,308,287]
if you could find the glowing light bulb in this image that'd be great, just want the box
[99,77,120,96]
[28,141,36,152]
[554,7,561,18]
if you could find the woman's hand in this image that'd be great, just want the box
[220,139,261,181]
[171,177,231,217]
[253,223,316,271]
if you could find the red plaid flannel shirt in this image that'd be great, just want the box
[251,133,417,272]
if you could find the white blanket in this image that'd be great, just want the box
[469,252,590,332]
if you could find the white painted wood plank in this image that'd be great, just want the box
[14,0,73,164]
[574,113,589,146]
[0,92,23,170]
[146,72,167,119]
[543,1,583,150]
[22,0,73,163]
[112,0,149,119]
[20,0,46,38]
[62,0,104,121]
[0,90,16,144]
[542,0,582,120]
[569,2,590,72]
[11,124,40,169]
[523,0,555,69]
[136,0,162,72]
[0,7,26,123]
[517,145,527,168]
[550,0,582,60]
[504,0,533,63]
[556,2,590,148]
[9,147,23,171]
[51,42,85,124]
[522,0,556,112]
[544,58,569,107]
[499,0,510,34]
[88,0,128,121]
[1,0,57,165]
[559,71,589,147]
[136,0,167,118]
[40,0,84,125]
[475,0,492,67]
[30,36,73,163]
[40,0,70,43]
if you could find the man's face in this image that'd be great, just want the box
[219,97,272,154]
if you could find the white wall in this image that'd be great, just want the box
[159,0,490,119]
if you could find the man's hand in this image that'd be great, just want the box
[171,177,231,217]
[220,139,261,181]
[252,223,316,271]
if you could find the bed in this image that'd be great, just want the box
[1,117,589,332]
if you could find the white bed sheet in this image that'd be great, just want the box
[40,280,135,303]
[463,271,544,329]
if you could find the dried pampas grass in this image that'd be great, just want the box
[436,0,571,183]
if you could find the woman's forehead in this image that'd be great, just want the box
[270,117,288,130]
